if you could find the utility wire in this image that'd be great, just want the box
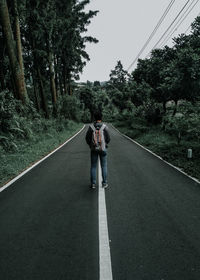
[126,0,176,71]
[185,24,192,33]
[159,0,199,48]
[159,0,198,47]
[146,0,191,58]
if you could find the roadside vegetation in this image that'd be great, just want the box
[79,16,200,182]
[0,0,200,186]
[113,105,200,181]
[0,117,82,187]
[107,17,200,181]
[0,0,97,186]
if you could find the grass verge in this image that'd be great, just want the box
[0,121,83,187]
[113,120,200,182]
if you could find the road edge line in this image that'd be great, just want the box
[98,158,113,280]
[0,125,85,193]
[111,124,200,186]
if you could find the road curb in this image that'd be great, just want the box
[111,124,200,186]
[0,125,86,193]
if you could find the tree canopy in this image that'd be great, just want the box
[0,0,98,116]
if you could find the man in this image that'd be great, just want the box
[85,111,110,189]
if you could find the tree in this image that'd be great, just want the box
[0,24,6,90]
[0,0,27,103]
[0,0,99,121]
[13,0,25,88]
[132,47,176,113]
[108,61,132,112]
[109,60,128,91]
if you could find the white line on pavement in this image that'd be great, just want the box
[98,158,113,280]
[0,125,85,193]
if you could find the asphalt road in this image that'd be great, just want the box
[0,124,200,280]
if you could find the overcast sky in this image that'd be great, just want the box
[79,0,200,82]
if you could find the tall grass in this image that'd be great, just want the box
[0,120,83,187]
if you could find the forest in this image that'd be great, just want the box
[0,0,200,185]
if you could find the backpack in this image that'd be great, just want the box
[90,123,106,152]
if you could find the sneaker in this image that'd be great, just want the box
[91,184,96,189]
[102,183,108,188]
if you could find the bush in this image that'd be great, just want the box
[135,99,162,125]
[57,95,82,122]
[0,92,35,150]
[81,109,91,123]
[163,101,200,143]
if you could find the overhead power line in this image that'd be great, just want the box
[126,0,176,72]
[159,0,199,48]
[185,24,192,34]
[146,0,191,57]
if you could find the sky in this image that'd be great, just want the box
[79,0,200,82]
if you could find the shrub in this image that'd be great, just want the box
[135,99,162,125]
[163,101,200,143]
[81,109,91,123]
[57,95,82,122]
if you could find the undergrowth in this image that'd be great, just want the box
[114,119,200,182]
[0,120,82,187]
[0,91,83,187]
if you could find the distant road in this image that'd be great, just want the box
[0,125,200,280]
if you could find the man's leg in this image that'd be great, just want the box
[90,151,98,185]
[100,151,108,185]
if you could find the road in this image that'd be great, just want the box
[0,124,200,280]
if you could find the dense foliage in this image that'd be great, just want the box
[0,0,98,116]
[0,0,99,152]
[103,16,200,144]
[0,0,200,158]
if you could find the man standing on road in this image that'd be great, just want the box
[85,111,110,189]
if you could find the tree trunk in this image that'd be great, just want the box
[63,75,67,95]
[0,61,5,90]
[69,85,72,95]
[62,64,67,95]
[59,73,63,95]
[0,41,6,90]
[37,66,49,118]
[48,50,57,105]
[13,0,25,84]
[8,63,17,98]
[66,82,72,95]
[58,58,63,95]
[0,0,27,103]
[32,71,40,112]
[54,54,58,93]
[172,100,178,116]
[66,70,72,95]
[163,100,167,113]
[46,33,57,115]
[31,36,48,117]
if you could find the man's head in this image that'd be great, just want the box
[94,111,102,122]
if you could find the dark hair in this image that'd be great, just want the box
[94,111,102,121]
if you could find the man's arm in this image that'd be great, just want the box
[104,126,110,144]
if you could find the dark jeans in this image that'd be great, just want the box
[90,150,107,185]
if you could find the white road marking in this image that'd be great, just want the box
[0,125,85,193]
[111,124,200,185]
[98,158,113,280]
